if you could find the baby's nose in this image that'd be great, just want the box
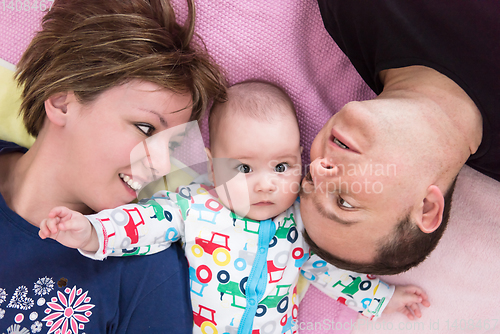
[255,175,277,192]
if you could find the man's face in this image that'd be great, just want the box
[300,99,421,263]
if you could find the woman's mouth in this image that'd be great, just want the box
[119,173,143,191]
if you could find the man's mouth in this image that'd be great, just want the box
[119,173,143,191]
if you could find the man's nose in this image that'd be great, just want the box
[311,157,340,177]
[310,158,340,190]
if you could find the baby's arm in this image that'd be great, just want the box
[383,285,430,320]
[39,191,185,260]
[301,254,429,320]
[39,206,99,252]
[83,192,184,259]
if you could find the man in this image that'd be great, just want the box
[300,0,500,275]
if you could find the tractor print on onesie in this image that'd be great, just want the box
[217,278,297,334]
[230,212,298,239]
[189,229,232,333]
[301,259,387,320]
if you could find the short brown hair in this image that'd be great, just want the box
[304,178,457,275]
[16,0,227,137]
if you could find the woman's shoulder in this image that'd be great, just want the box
[0,140,27,198]
[0,140,28,155]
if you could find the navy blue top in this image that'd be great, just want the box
[318,0,500,181]
[0,140,192,333]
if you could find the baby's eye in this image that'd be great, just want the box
[237,164,252,173]
[136,123,155,136]
[274,163,289,173]
[338,196,354,209]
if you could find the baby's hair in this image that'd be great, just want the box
[209,81,297,145]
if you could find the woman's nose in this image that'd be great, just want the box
[144,140,171,178]
[130,138,172,184]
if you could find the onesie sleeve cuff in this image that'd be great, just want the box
[78,215,116,261]
[361,281,395,320]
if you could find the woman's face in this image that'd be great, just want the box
[61,80,192,212]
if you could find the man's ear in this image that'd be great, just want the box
[415,185,445,233]
[205,147,215,185]
[44,92,72,127]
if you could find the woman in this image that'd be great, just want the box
[0,0,226,333]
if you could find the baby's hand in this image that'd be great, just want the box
[39,206,98,252]
[383,285,430,320]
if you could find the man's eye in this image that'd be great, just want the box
[136,123,155,136]
[333,137,349,149]
[338,196,354,209]
[237,164,252,173]
[274,163,289,173]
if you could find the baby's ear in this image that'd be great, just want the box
[205,147,215,184]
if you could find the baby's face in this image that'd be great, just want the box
[210,114,302,220]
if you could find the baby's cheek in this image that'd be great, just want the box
[282,176,302,194]
[217,185,252,217]
[276,181,301,210]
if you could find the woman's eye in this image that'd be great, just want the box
[274,163,289,173]
[136,123,155,136]
[237,164,252,173]
[338,196,354,209]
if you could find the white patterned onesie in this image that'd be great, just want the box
[84,183,395,334]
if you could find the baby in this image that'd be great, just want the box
[40,82,429,334]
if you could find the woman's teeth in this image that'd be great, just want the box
[119,173,142,191]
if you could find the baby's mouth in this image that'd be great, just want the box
[119,173,143,191]
[253,201,273,206]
